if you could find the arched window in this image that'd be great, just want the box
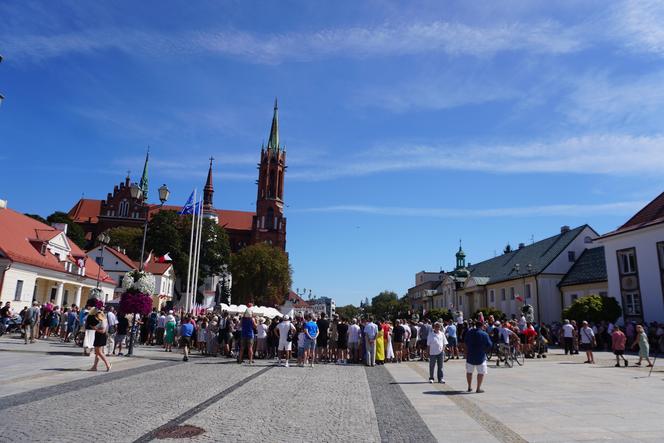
[119,199,129,217]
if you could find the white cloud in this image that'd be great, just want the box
[2,20,585,64]
[288,134,664,181]
[296,201,645,218]
[611,0,664,56]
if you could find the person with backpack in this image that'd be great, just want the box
[24,301,40,344]
[276,315,296,367]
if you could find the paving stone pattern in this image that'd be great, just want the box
[366,366,437,443]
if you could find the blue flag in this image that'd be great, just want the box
[178,191,195,215]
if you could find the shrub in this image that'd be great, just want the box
[562,295,622,324]
[425,308,453,322]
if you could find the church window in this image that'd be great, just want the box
[119,199,129,217]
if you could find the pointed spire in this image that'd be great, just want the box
[139,147,149,200]
[267,97,279,151]
[203,157,214,210]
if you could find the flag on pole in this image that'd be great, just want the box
[156,253,172,263]
[516,295,524,302]
[139,149,149,200]
[178,190,195,215]
[143,250,153,269]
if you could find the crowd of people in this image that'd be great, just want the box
[1,298,662,382]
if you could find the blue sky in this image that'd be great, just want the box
[2,1,664,306]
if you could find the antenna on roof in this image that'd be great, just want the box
[530,234,535,245]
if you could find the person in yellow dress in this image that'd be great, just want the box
[376,320,385,364]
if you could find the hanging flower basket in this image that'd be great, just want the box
[119,292,153,316]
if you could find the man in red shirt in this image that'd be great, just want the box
[522,322,537,358]
[611,326,628,367]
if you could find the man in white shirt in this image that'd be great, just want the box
[105,307,118,357]
[580,320,596,364]
[156,311,167,346]
[347,318,361,364]
[562,319,575,355]
[276,315,296,367]
[364,317,378,367]
[402,321,411,361]
[427,322,448,383]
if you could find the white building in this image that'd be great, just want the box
[86,246,175,310]
[595,192,664,323]
[0,204,115,309]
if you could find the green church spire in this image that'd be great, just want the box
[267,98,279,151]
[139,147,149,200]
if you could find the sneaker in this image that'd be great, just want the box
[624,360,628,367]
[118,352,124,356]
[439,379,446,384]
[183,356,189,362]
[285,361,289,368]
[614,363,620,367]
[429,379,434,384]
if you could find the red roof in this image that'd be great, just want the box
[148,205,254,231]
[285,291,310,308]
[601,191,664,238]
[100,246,173,276]
[68,199,102,224]
[0,208,113,283]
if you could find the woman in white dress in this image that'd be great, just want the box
[82,308,97,356]
[386,322,395,362]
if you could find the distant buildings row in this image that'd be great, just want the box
[407,192,664,325]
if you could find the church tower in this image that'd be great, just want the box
[203,157,218,222]
[252,99,287,250]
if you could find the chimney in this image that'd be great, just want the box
[518,242,525,249]
[560,225,570,233]
[0,199,6,209]
[51,222,68,234]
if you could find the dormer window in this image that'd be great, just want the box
[40,243,47,255]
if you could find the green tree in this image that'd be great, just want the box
[25,213,47,223]
[105,226,143,260]
[46,211,86,248]
[336,304,362,320]
[229,243,292,306]
[425,308,453,322]
[367,291,401,320]
[562,295,622,323]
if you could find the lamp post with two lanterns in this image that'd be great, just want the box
[125,182,169,357]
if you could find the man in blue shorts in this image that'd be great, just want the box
[445,320,459,359]
[303,313,319,368]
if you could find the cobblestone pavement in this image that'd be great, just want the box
[1,336,663,442]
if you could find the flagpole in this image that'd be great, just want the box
[192,197,204,312]
[185,189,196,312]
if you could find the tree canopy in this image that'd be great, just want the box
[106,226,143,259]
[366,291,409,320]
[336,304,362,320]
[562,295,622,323]
[229,243,291,306]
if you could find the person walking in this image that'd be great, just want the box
[83,308,98,356]
[611,325,628,367]
[445,320,459,359]
[89,310,111,372]
[427,322,448,383]
[364,316,378,367]
[180,315,195,362]
[580,321,596,364]
[336,317,348,364]
[24,301,40,344]
[633,324,653,367]
[276,315,296,367]
[465,321,493,393]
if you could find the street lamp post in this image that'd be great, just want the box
[95,233,111,296]
[126,182,169,356]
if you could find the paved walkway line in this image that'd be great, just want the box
[0,360,179,411]
[133,365,275,443]
[409,363,527,443]
[366,365,437,442]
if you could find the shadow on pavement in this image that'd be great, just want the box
[41,368,84,372]
[422,390,468,396]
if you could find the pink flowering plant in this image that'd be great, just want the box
[119,270,155,315]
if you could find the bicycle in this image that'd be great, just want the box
[511,344,525,366]
[495,343,512,367]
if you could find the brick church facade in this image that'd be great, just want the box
[68,101,287,254]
